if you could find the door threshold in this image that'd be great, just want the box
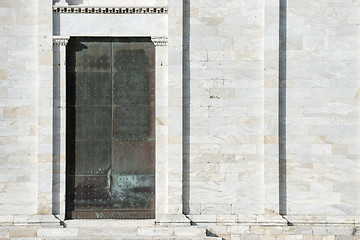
[64,219,156,228]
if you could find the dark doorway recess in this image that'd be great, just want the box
[66,37,156,219]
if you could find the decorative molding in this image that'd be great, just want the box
[53,6,168,14]
[151,36,168,46]
[54,0,68,7]
[53,37,70,46]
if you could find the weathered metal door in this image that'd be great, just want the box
[66,37,155,219]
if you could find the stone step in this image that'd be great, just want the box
[35,226,220,239]
[39,236,222,240]
[0,235,221,240]
[0,238,42,240]
[0,235,356,240]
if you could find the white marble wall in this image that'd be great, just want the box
[264,0,280,214]
[0,0,39,214]
[167,0,184,215]
[37,0,54,215]
[55,14,167,37]
[1,0,360,223]
[286,0,360,215]
[187,0,265,215]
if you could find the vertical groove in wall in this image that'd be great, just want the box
[182,0,191,215]
[279,0,287,215]
[52,7,61,216]
[52,47,61,215]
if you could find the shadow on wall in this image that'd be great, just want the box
[279,0,287,216]
[183,0,191,215]
[52,49,61,215]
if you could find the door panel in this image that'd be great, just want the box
[75,73,112,106]
[113,106,154,140]
[66,37,155,219]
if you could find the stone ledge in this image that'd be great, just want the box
[285,215,357,226]
[64,219,155,228]
[187,215,359,226]
[0,215,14,225]
[156,214,191,226]
[13,215,60,226]
[1,215,357,227]
[36,225,215,239]
[187,214,287,226]
[0,215,60,226]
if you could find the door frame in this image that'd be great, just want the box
[53,35,168,220]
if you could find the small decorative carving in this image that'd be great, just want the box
[53,6,168,14]
[54,0,68,7]
[53,37,70,46]
[151,36,168,46]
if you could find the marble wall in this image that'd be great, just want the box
[186,0,265,215]
[285,0,360,215]
[0,0,39,215]
[0,0,359,226]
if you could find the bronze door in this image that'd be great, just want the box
[66,37,155,219]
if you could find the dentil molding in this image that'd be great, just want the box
[53,6,168,14]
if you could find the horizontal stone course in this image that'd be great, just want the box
[37,228,78,237]
[0,220,358,240]
[77,228,138,237]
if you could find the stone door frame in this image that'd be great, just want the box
[53,35,168,220]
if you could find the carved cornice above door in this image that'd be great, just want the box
[53,36,70,46]
[53,6,168,14]
[151,36,168,46]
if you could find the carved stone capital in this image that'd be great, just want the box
[151,36,168,46]
[54,0,68,7]
[53,37,70,46]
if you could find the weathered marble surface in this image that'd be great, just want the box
[285,0,360,215]
[0,1,359,238]
[187,0,265,215]
[55,14,167,36]
[0,0,42,215]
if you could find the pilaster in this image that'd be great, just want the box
[53,36,69,219]
[167,0,183,215]
[264,0,280,214]
[151,36,169,217]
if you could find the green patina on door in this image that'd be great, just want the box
[66,37,155,219]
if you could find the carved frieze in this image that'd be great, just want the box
[53,6,168,14]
